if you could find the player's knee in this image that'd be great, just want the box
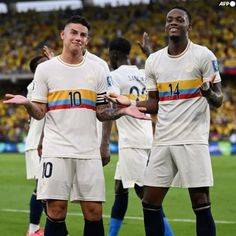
[83,203,103,221]
[114,180,127,194]
[46,201,67,220]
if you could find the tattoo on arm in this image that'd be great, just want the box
[96,104,123,121]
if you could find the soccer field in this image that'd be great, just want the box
[0,153,235,236]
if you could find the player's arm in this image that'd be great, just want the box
[3,94,46,120]
[100,120,113,166]
[200,75,223,108]
[96,103,150,121]
[136,90,159,114]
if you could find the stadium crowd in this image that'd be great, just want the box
[0,0,235,143]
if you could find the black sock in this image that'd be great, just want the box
[142,202,164,236]
[29,191,43,225]
[44,217,68,236]
[84,218,104,236]
[111,192,128,220]
[194,205,216,236]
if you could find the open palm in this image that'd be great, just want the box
[3,94,29,105]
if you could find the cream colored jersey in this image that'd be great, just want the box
[25,82,44,151]
[145,40,221,146]
[31,56,108,159]
[112,65,153,149]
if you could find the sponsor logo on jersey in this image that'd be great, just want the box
[211,60,219,72]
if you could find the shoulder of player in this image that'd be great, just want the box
[146,47,166,64]
[84,55,109,71]
[85,50,109,68]
[111,65,138,77]
[36,56,57,70]
[190,41,215,58]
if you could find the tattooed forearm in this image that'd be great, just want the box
[25,102,46,120]
[97,104,124,121]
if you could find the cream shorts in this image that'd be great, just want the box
[144,144,213,188]
[25,149,41,180]
[115,148,150,188]
[37,157,105,202]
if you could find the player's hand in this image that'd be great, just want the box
[105,92,131,106]
[42,45,55,59]
[200,74,216,96]
[137,32,152,57]
[100,143,110,166]
[121,106,151,120]
[3,94,29,105]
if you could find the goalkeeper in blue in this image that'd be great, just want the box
[106,7,223,236]
[107,37,174,236]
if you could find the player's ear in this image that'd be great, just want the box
[188,23,192,32]
[85,35,90,45]
[60,30,65,40]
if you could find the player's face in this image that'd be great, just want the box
[61,23,89,55]
[165,9,191,41]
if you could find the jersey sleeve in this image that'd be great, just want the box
[96,66,109,106]
[31,64,48,103]
[145,55,158,91]
[200,47,221,84]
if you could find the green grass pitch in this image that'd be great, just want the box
[0,153,236,235]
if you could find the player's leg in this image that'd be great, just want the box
[27,185,44,236]
[143,146,176,236]
[44,200,69,236]
[37,157,73,236]
[142,186,169,236]
[72,158,105,236]
[25,150,44,235]
[134,184,174,236]
[108,180,129,236]
[80,201,104,236]
[189,187,216,236]
[173,144,215,236]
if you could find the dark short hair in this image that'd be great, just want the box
[169,6,192,23]
[109,37,131,55]
[29,56,47,73]
[64,15,91,30]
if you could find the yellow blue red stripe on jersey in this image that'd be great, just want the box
[158,78,202,101]
[47,89,96,111]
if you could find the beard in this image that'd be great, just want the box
[169,35,181,43]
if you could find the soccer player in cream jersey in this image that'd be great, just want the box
[3,15,150,236]
[106,7,223,236]
[43,45,111,166]
[107,38,174,236]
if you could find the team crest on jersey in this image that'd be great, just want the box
[107,76,113,87]
[211,60,219,72]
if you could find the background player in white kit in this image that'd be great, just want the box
[107,37,174,236]
[25,55,48,236]
[3,15,150,236]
